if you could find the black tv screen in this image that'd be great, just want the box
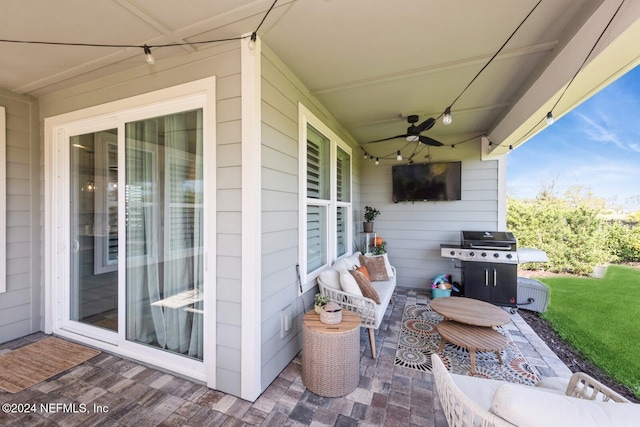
[392,162,462,202]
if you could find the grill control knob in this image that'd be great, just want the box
[481,252,487,257]
[450,251,456,256]
[493,253,500,258]
[506,253,513,259]
[469,252,475,257]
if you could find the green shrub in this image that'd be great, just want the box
[508,184,640,273]
[508,196,609,275]
[604,222,640,262]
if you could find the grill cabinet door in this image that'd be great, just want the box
[490,263,517,306]
[463,262,491,302]
[463,262,517,307]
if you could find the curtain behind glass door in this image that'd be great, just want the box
[125,109,204,360]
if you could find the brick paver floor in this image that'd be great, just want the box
[0,288,570,426]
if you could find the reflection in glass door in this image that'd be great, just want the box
[69,130,119,332]
[125,109,204,360]
[68,109,204,362]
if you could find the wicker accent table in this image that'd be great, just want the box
[302,309,360,397]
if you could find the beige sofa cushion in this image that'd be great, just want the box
[369,279,395,328]
[451,373,561,412]
[340,272,363,297]
[319,269,342,291]
[491,383,639,427]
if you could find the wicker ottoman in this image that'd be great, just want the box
[302,309,360,397]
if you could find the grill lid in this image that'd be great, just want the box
[460,231,516,250]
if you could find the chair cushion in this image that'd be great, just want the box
[333,258,351,274]
[359,254,389,281]
[346,252,362,269]
[379,253,395,278]
[535,376,570,393]
[491,383,639,427]
[319,268,342,291]
[370,279,395,328]
[349,269,380,303]
[451,373,562,412]
[340,272,363,297]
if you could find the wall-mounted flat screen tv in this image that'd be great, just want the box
[392,162,462,202]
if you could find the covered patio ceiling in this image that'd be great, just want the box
[2,0,640,155]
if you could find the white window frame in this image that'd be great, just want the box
[298,103,352,293]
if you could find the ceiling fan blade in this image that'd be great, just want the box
[367,134,407,143]
[414,117,436,133]
[418,135,444,147]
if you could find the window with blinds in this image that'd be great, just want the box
[336,146,350,203]
[299,104,352,290]
[306,125,330,200]
[306,124,329,273]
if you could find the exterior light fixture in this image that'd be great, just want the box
[443,107,452,125]
[143,45,155,64]
[546,111,555,125]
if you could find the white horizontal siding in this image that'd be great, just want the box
[259,43,361,391]
[360,141,502,289]
[0,90,39,344]
[38,45,244,396]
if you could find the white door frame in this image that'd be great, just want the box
[44,78,217,385]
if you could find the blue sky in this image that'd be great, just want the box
[507,65,640,212]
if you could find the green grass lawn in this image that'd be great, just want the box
[539,265,640,398]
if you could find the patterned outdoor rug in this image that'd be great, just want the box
[395,303,540,385]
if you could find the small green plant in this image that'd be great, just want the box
[373,240,387,255]
[364,206,380,222]
[314,293,330,307]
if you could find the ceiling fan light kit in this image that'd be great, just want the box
[369,114,443,147]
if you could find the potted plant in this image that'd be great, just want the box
[363,206,380,232]
[373,240,387,255]
[314,293,330,314]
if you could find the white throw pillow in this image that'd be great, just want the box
[319,269,342,291]
[491,383,639,427]
[340,272,363,297]
[346,252,362,269]
[333,258,350,274]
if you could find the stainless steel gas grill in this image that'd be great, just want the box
[441,231,519,308]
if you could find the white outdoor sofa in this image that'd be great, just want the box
[431,353,637,427]
[316,251,396,358]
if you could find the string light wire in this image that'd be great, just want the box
[507,0,625,149]
[438,0,542,122]
[0,0,279,61]
[367,134,483,163]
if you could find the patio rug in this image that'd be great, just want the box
[0,337,100,393]
[394,303,540,386]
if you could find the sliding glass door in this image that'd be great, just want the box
[69,130,119,332]
[125,109,204,360]
[67,109,204,361]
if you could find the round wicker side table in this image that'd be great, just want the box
[301,309,360,397]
